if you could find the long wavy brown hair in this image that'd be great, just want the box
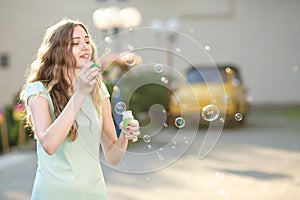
[20,18,102,141]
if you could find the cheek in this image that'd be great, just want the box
[88,46,93,56]
[72,47,79,57]
[72,48,81,65]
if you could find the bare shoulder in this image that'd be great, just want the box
[28,94,50,112]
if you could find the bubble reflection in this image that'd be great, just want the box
[174,117,185,128]
[143,135,151,143]
[114,102,126,115]
[234,113,243,121]
[201,104,220,122]
[154,64,163,73]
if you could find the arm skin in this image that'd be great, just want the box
[30,93,138,165]
[28,65,139,163]
[28,91,87,155]
[100,97,140,165]
[100,98,128,165]
[28,64,99,155]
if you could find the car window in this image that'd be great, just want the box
[186,68,226,83]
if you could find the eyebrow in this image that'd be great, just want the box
[72,36,90,40]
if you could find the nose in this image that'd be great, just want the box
[81,42,89,50]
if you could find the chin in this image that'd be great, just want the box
[76,61,87,68]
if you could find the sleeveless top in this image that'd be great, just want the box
[25,81,110,200]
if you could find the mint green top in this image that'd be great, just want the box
[25,81,110,200]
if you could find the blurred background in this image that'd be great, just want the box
[0,0,299,106]
[0,0,299,200]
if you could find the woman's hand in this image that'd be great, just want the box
[75,61,100,96]
[119,119,140,142]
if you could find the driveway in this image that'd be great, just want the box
[0,107,299,200]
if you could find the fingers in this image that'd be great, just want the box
[121,127,140,136]
[119,119,139,129]
[120,119,141,142]
[88,79,97,87]
[80,62,100,83]
[127,136,138,142]
[128,119,139,127]
[75,61,101,95]
[87,68,99,81]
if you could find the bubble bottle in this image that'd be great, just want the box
[122,110,133,128]
[122,110,138,141]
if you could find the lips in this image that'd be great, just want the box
[80,53,90,59]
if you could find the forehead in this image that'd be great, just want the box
[72,25,88,38]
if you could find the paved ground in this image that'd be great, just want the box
[0,108,299,200]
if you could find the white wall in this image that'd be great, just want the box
[0,0,299,107]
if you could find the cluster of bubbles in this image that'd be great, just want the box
[112,66,243,129]
[215,171,230,199]
[200,104,243,123]
[114,104,243,146]
[94,28,231,174]
[114,103,243,128]
[100,32,245,175]
[160,77,169,84]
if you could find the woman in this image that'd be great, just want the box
[20,18,140,199]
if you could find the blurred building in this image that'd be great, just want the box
[0,0,299,107]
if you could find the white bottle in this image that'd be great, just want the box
[122,110,138,141]
[122,110,133,128]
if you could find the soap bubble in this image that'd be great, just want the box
[114,102,126,115]
[127,44,134,51]
[204,45,211,51]
[234,113,243,121]
[94,26,225,173]
[175,117,185,128]
[161,77,168,84]
[104,37,112,44]
[247,95,253,102]
[175,48,182,53]
[125,58,136,67]
[201,104,220,122]
[154,64,163,73]
[143,135,151,143]
[112,86,120,98]
[124,55,136,67]
[104,47,111,55]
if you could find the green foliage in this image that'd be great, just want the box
[0,92,31,153]
[129,83,169,118]
[0,105,19,152]
[105,68,171,126]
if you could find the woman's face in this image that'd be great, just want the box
[71,25,93,68]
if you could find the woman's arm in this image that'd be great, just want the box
[29,91,86,155]
[101,98,140,165]
[28,64,99,155]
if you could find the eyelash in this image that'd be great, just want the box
[72,41,90,46]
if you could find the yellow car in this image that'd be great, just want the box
[169,64,250,125]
